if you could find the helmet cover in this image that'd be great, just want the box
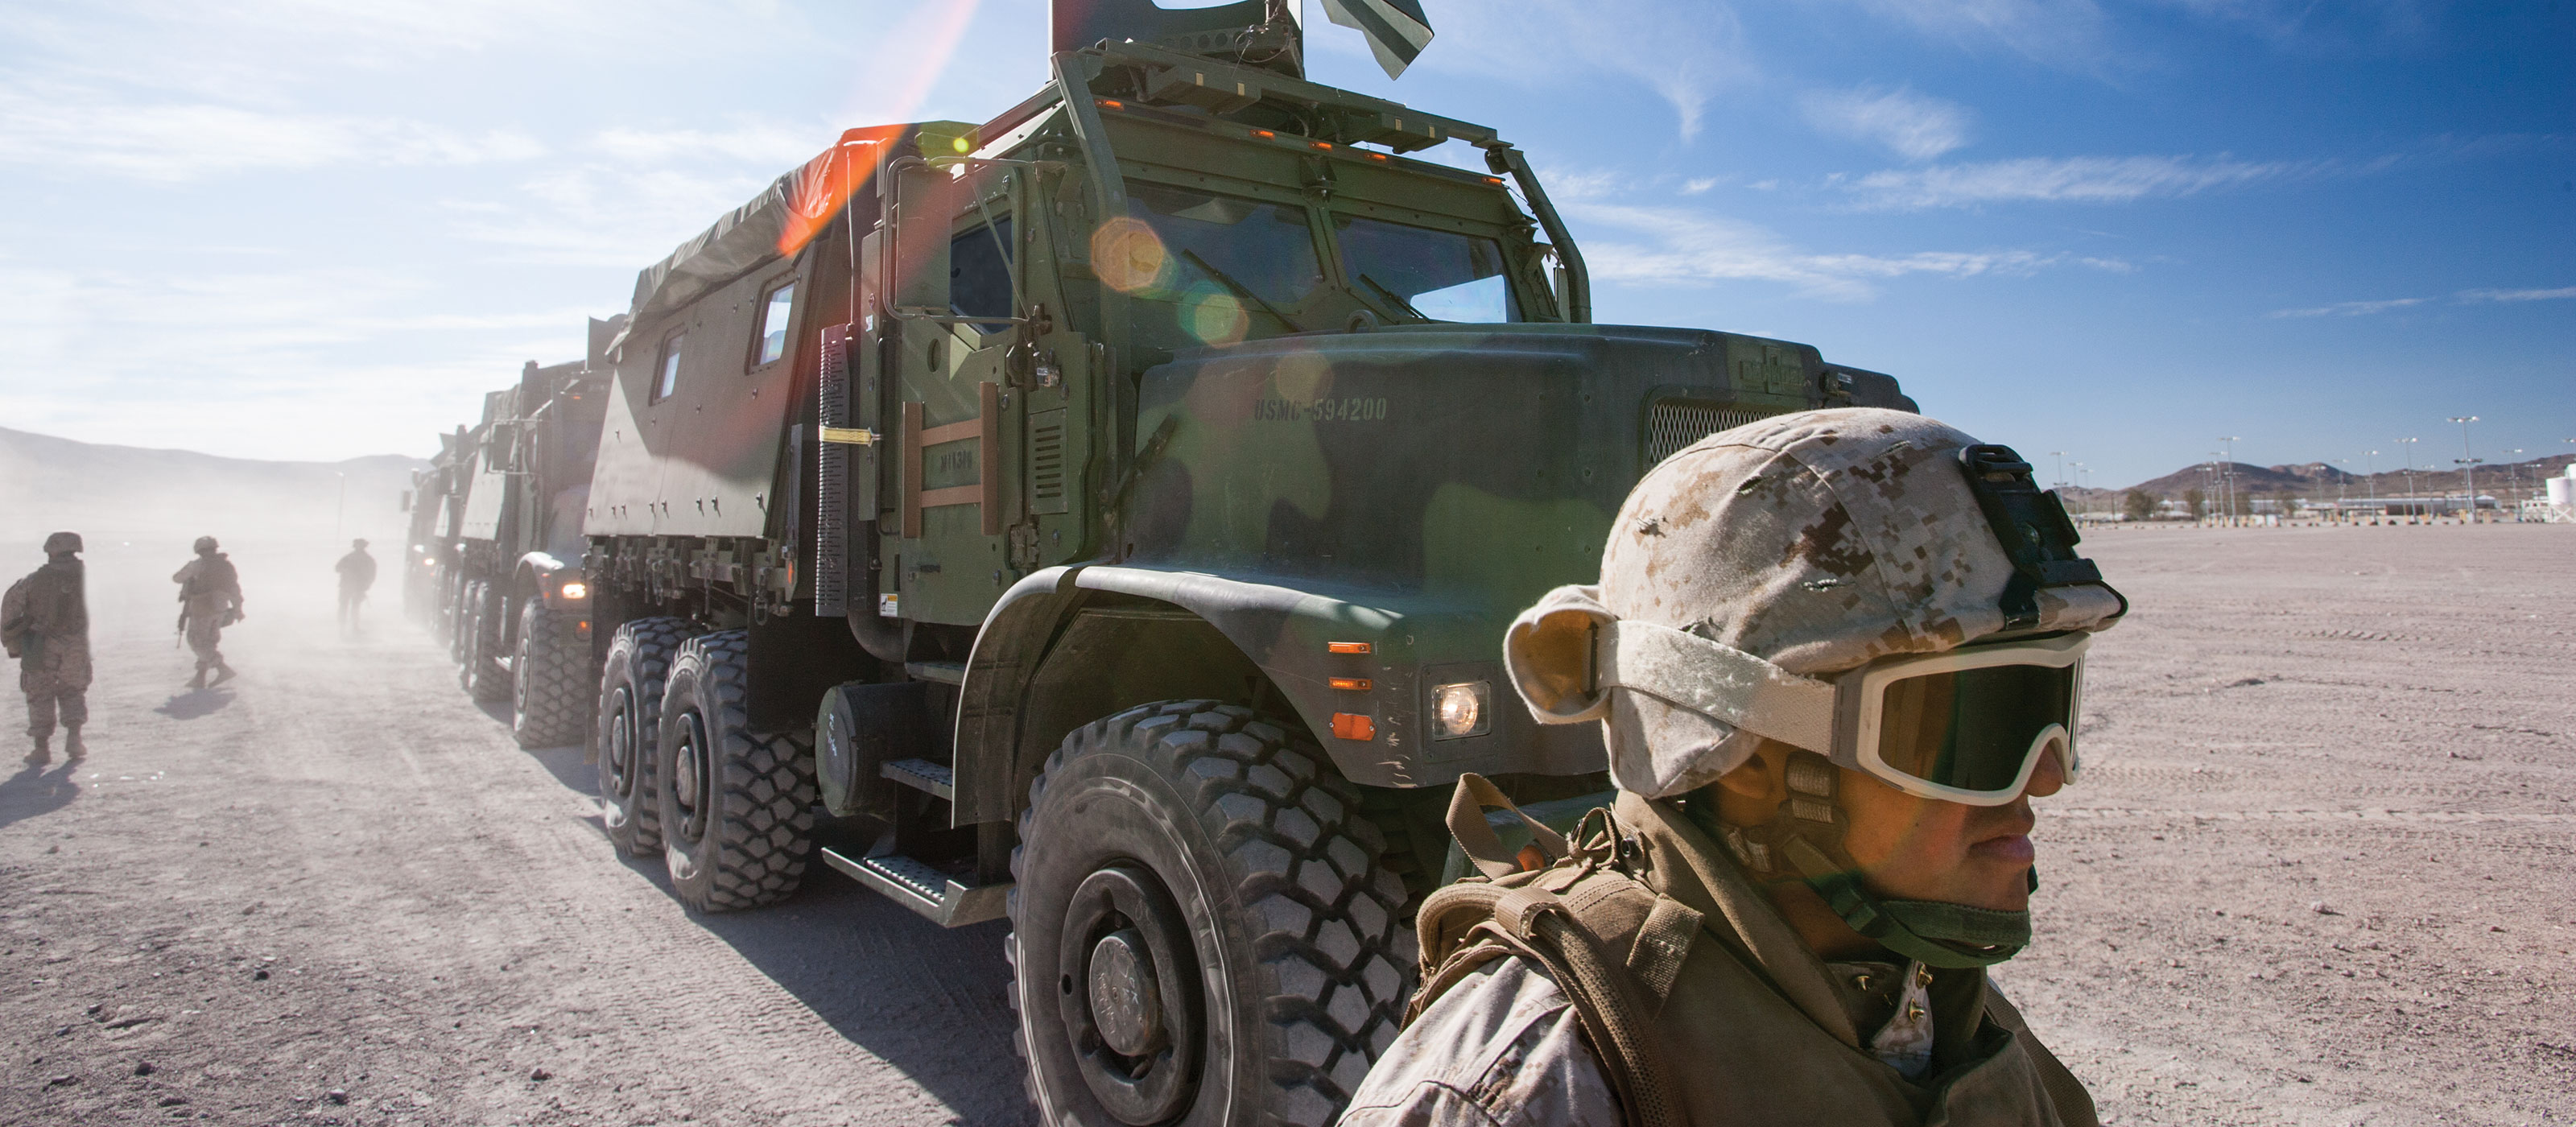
[1506,407,2124,798]
[43,531,83,555]
[194,535,219,555]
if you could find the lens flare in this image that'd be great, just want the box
[1091,217,1171,295]
[1183,283,1249,346]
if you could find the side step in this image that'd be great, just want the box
[817,847,1009,927]
[881,757,954,800]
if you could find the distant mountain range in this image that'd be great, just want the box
[0,426,427,549]
[2055,454,2572,510]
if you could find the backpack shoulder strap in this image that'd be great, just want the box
[1983,988,2099,1127]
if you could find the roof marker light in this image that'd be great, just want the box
[1311,141,1334,151]
[1252,130,1275,138]
[1099,99,1125,110]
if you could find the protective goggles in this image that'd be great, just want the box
[1592,624,2089,807]
[1828,633,2085,805]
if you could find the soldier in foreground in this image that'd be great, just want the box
[1344,410,2124,1126]
[4,532,92,766]
[334,539,376,633]
[174,536,245,689]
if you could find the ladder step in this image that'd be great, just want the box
[906,660,967,685]
[817,846,1009,927]
[881,758,955,800]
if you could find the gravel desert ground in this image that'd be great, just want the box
[2,523,2570,1125]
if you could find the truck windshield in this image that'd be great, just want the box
[1118,183,1322,342]
[1331,214,1518,323]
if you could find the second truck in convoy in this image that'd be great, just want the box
[444,2,1920,1123]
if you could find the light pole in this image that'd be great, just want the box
[2396,437,2420,521]
[2447,415,2481,522]
[2333,459,2349,522]
[2217,436,2241,525]
[2503,448,2524,518]
[2363,449,2378,522]
[2047,451,2068,489]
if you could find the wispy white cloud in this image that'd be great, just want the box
[2267,285,2575,319]
[1681,176,1724,194]
[1840,154,2310,209]
[1568,200,2126,300]
[1800,85,1973,161]
[1823,0,2115,69]
[2266,297,2426,318]
[2458,285,2576,303]
[1413,0,1757,139]
[0,82,545,181]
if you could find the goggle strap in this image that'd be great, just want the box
[1593,621,1835,753]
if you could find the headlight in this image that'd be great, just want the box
[559,581,589,601]
[1430,681,1491,741]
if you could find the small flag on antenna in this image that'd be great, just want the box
[1321,0,1433,79]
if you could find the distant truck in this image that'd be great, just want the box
[566,3,1914,1123]
[440,339,617,746]
[401,433,468,624]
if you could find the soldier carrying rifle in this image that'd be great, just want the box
[4,532,91,767]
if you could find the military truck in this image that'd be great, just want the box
[574,2,1914,1122]
[401,434,466,625]
[444,340,618,747]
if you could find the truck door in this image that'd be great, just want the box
[886,163,1015,626]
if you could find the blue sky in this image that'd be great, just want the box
[0,0,2566,488]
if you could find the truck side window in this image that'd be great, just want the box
[754,281,795,366]
[951,218,1014,332]
[653,332,685,402]
[1332,213,1519,324]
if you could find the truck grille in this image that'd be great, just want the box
[1644,402,1780,469]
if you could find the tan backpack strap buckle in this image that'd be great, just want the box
[1446,772,1571,880]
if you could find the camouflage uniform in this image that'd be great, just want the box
[174,540,244,685]
[335,541,376,628]
[1346,409,2124,1126]
[4,533,92,759]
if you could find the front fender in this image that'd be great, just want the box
[513,551,589,612]
[951,564,1604,824]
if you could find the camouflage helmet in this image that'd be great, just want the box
[42,531,82,555]
[194,535,220,555]
[1505,407,2126,799]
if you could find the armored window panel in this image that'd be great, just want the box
[949,217,1015,331]
[1644,400,1781,469]
[653,332,686,403]
[756,281,795,367]
[1331,213,1518,323]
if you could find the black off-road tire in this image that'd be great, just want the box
[460,584,509,702]
[511,600,588,748]
[654,630,815,912]
[597,617,692,858]
[1008,700,1415,1127]
[443,573,469,659]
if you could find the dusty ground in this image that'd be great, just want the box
[1,524,2569,1125]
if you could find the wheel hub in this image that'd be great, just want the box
[672,714,708,840]
[1087,930,1163,1058]
[1057,865,1202,1125]
[605,687,634,795]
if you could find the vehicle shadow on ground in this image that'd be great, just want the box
[595,818,1036,1125]
[154,687,233,720]
[0,762,81,831]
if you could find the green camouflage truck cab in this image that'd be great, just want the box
[573,3,1913,1123]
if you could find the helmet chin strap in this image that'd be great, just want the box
[1711,750,2031,970]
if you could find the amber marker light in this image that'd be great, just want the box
[1327,642,1372,654]
[1328,677,1373,691]
[1368,152,1389,161]
[1330,713,1377,741]
[1252,129,1275,138]
[1311,141,1334,150]
[1099,98,1125,110]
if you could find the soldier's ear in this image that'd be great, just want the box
[1505,584,1613,724]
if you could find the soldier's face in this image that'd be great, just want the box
[1836,744,2066,912]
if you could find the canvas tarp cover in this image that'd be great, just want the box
[626,168,799,323]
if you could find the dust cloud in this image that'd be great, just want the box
[0,426,426,643]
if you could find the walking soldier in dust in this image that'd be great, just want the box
[1342,409,2124,1126]
[5,532,93,766]
[174,535,245,688]
[335,538,376,632]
